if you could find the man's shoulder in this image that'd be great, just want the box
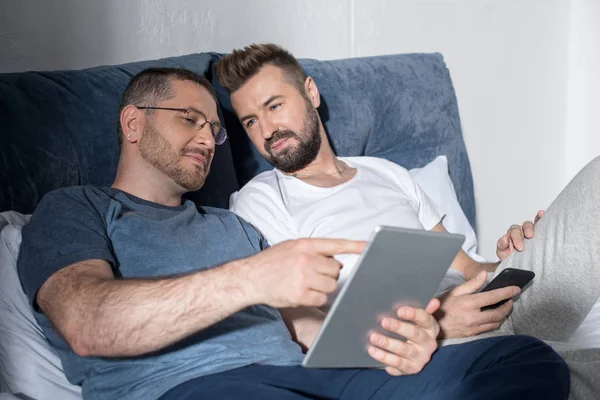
[343,156,409,174]
[37,185,112,211]
[241,169,280,190]
[233,170,281,203]
[229,170,290,221]
[199,205,242,219]
[25,186,113,237]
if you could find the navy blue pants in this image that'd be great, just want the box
[160,335,569,400]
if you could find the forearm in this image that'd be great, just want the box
[462,260,500,281]
[61,260,257,357]
[279,306,325,352]
[447,248,499,281]
[430,223,499,280]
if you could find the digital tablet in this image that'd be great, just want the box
[302,225,464,368]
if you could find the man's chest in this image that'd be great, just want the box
[287,182,424,242]
[106,211,261,277]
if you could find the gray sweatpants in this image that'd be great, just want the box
[445,156,600,399]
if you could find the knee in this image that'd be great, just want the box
[576,155,600,184]
[498,336,570,396]
[587,155,600,170]
[506,335,566,364]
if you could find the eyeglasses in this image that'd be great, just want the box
[136,106,228,145]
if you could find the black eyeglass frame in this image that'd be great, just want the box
[136,106,228,145]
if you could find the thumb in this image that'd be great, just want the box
[450,271,488,297]
[496,235,509,258]
[497,234,509,250]
[534,210,545,224]
[425,298,441,314]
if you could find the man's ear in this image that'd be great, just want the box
[304,76,321,108]
[120,105,142,143]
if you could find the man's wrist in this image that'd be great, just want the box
[463,262,480,281]
[227,257,265,306]
[464,261,499,281]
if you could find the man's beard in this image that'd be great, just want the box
[264,104,322,173]
[139,123,210,192]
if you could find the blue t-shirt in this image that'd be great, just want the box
[17,186,304,400]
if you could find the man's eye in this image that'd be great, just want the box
[270,103,281,111]
[245,119,256,128]
[184,117,197,125]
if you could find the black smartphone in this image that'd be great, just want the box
[480,268,535,311]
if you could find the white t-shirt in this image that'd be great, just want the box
[230,156,463,304]
[231,157,600,347]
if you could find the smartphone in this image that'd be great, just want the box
[480,268,535,311]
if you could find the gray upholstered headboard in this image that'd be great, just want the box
[0,54,238,214]
[0,52,475,229]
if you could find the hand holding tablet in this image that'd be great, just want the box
[303,226,465,368]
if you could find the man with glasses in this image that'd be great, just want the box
[17,68,569,400]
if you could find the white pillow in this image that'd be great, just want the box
[409,155,481,259]
[0,211,82,399]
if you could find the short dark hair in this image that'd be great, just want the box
[116,67,215,146]
[214,43,307,94]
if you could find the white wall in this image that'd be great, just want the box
[352,0,571,260]
[565,0,600,181]
[1,0,597,259]
[0,0,354,71]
